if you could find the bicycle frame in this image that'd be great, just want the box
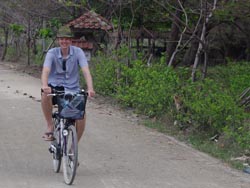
[47,89,87,185]
[60,118,76,156]
[50,110,77,155]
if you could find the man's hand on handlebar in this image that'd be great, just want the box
[87,89,95,98]
[41,86,52,95]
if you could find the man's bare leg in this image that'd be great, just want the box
[41,93,54,133]
[76,114,86,142]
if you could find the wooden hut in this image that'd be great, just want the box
[67,11,113,60]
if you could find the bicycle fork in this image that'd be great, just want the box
[60,119,70,156]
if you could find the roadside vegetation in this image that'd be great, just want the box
[90,47,250,170]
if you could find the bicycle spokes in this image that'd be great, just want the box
[62,125,78,185]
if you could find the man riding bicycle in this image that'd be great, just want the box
[41,25,95,141]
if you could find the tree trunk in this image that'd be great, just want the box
[32,38,38,55]
[167,0,189,67]
[27,16,31,65]
[202,49,208,79]
[1,28,9,61]
[166,9,182,65]
[182,38,199,66]
[42,18,46,53]
[192,21,206,82]
[246,38,250,61]
[192,0,218,81]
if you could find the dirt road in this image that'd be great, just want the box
[0,62,249,188]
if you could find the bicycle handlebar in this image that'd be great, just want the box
[42,88,88,97]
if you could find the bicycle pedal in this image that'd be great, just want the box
[48,147,53,153]
[49,144,57,153]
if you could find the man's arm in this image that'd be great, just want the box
[81,66,95,97]
[41,66,51,94]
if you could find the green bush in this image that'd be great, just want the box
[91,50,250,149]
[180,79,246,134]
[116,60,179,116]
[91,53,122,95]
[228,62,250,97]
[91,48,179,116]
[208,62,250,97]
[176,65,250,149]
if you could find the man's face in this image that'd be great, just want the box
[58,37,72,49]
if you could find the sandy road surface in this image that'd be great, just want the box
[0,62,249,188]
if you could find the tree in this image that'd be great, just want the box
[1,0,250,69]
[212,0,250,61]
[153,0,220,81]
[0,1,16,60]
[191,0,218,81]
[0,0,77,64]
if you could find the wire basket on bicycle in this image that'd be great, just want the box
[56,91,88,120]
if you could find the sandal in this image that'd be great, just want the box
[42,132,55,141]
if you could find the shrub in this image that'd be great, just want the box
[91,53,120,95]
[180,78,246,134]
[116,60,179,116]
[91,48,179,116]
[208,62,250,98]
[91,50,250,149]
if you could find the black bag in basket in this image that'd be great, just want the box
[58,94,86,119]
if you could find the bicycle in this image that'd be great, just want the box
[48,89,88,185]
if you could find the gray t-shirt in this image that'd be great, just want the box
[43,46,88,92]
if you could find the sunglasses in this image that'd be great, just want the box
[62,59,66,71]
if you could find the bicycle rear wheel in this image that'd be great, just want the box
[52,112,61,173]
[62,124,78,185]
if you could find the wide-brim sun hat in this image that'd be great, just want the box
[57,25,73,38]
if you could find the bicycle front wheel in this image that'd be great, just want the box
[62,124,78,185]
[52,112,61,173]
